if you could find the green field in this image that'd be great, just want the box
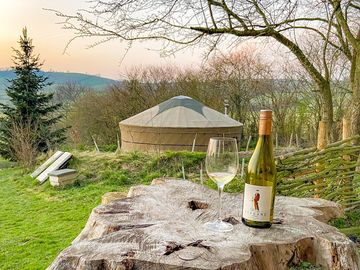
[0,162,129,269]
[0,151,358,269]
[0,151,207,269]
[0,168,100,269]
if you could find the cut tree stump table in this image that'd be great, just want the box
[48,179,360,270]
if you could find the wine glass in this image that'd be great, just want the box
[205,137,239,232]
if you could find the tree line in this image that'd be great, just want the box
[59,46,350,150]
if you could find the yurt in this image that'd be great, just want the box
[119,96,243,152]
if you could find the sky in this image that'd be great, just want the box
[0,0,203,80]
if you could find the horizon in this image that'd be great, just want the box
[0,0,205,80]
[0,68,118,81]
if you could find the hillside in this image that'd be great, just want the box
[0,70,119,101]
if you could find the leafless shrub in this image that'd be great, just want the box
[9,119,39,167]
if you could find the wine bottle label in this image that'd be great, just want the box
[242,183,272,222]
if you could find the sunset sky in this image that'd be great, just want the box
[0,0,203,80]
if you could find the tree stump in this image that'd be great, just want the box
[48,179,359,270]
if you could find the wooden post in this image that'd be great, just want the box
[314,121,328,198]
[115,133,121,154]
[240,158,245,179]
[192,133,197,152]
[288,133,293,148]
[240,136,252,179]
[92,135,100,153]
[342,117,351,140]
[295,134,299,148]
[246,136,252,151]
[181,161,186,180]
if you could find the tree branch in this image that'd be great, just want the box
[278,25,344,54]
[330,0,359,50]
[47,8,205,49]
[191,25,326,85]
[216,0,248,30]
[251,0,270,26]
[207,0,218,29]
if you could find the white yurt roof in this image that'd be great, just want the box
[120,95,243,128]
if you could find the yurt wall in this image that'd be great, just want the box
[120,125,242,152]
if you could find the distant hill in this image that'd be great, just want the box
[0,70,119,101]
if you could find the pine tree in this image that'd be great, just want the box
[0,28,66,160]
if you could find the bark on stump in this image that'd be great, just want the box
[101,192,127,205]
[48,179,359,270]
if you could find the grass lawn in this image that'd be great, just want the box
[0,151,358,269]
[0,164,130,269]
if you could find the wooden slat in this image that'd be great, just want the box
[37,152,72,184]
[30,151,64,178]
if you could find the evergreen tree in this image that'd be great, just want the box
[0,28,66,160]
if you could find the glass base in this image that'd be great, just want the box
[205,220,233,232]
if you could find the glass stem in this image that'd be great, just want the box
[218,185,223,222]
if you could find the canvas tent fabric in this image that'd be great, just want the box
[119,96,243,152]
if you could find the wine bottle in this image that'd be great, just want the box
[242,110,277,228]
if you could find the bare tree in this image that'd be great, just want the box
[264,79,299,146]
[53,82,90,104]
[202,46,272,136]
[65,89,125,146]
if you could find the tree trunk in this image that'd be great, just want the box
[350,52,360,137]
[318,81,333,143]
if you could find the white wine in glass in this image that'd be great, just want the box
[205,137,239,232]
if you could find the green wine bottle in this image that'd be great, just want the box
[242,110,277,228]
